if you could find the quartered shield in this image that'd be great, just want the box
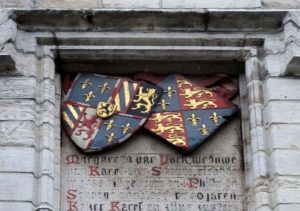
[62,73,163,152]
[143,74,238,154]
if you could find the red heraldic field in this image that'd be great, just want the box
[143,74,238,154]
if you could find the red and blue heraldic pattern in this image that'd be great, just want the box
[62,73,163,152]
[143,74,238,154]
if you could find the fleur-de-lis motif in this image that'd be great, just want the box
[121,123,132,135]
[104,119,116,131]
[84,91,95,102]
[187,113,201,127]
[157,99,170,111]
[106,132,116,143]
[209,112,222,125]
[98,82,110,94]
[80,79,92,89]
[199,124,209,136]
[164,86,176,99]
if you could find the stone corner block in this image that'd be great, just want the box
[283,11,300,25]
[0,19,17,45]
[0,9,10,24]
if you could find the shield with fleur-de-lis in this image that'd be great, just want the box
[62,73,163,152]
[142,74,238,154]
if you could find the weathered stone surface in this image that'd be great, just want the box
[1,44,38,76]
[0,19,17,45]
[263,101,300,126]
[162,0,261,8]
[35,174,54,207]
[61,117,245,210]
[103,0,160,8]
[1,7,300,211]
[250,126,265,153]
[0,173,36,202]
[247,80,263,104]
[275,204,300,211]
[273,186,300,204]
[15,31,37,53]
[267,124,300,150]
[0,0,31,8]
[270,150,300,176]
[38,124,55,150]
[207,11,285,32]
[263,0,300,9]
[13,10,207,32]
[249,104,263,128]
[37,102,56,126]
[0,202,34,211]
[0,77,36,99]
[0,121,36,147]
[0,100,36,121]
[37,149,55,177]
[254,191,269,208]
[0,54,16,74]
[0,10,9,24]
[0,147,36,173]
[40,58,55,80]
[38,0,98,9]
[263,77,300,102]
[1,0,300,9]
[252,151,268,177]
[36,79,56,104]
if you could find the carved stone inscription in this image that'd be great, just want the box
[61,117,245,211]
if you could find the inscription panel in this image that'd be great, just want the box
[61,117,245,211]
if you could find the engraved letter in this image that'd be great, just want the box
[109,201,121,211]
[89,166,100,176]
[66,155,80,165]
[67,189,77,200]
[152,166,162,176]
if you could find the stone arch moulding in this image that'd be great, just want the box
[0,9,300,211]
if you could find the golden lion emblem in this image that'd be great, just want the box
[132,86,157,114]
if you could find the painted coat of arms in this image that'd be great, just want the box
[62,72,238,154]
[62,73,163,152]
[138,73,238,154]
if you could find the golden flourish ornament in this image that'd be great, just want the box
[157,99,170,111]
[80,79,92,89]
[97,102,117,119]
[121,123,132,135]
[164,86,176,99]
[84,91,95,102]
[187,113,201,127]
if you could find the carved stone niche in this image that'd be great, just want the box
[4,9,295,211]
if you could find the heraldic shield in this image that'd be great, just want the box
[62,73,163,152]
[143,74,238,154]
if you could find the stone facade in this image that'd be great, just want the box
[0,1,300,211]
[1,0,300,9]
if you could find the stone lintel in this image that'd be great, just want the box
[10,9,286,33]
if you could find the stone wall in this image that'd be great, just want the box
[0,8,300,211]
[1,0,300,9]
